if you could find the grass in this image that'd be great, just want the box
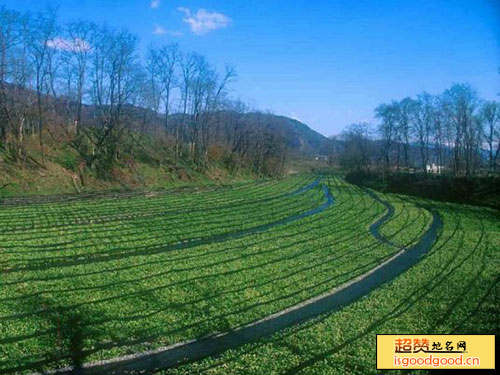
[1,175,495,375]
[0,155,256,199]
[378,194,433,247]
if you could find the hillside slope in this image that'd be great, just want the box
[237,112,329,156]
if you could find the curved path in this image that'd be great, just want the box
[47,185,442,375]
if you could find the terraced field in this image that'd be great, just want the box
[0,175,497,374]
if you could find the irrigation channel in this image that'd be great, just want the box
[42,180,442,375]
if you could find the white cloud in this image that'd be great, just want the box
[178,7,232,35]
[153,25,183,37]
[168,30,184,37]
[150,0,160,9]
[46,37,91,52]
[153,24,166,35]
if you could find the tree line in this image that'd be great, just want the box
[0,6,286,180]
[338,83,500,177]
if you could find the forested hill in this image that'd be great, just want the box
[210,111,330,156]
[0,83,333,196]
[0,4,335,196]
[76,103,330,157]
[245,113,329,156]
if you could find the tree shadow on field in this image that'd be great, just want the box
[279,209,489,375]
[1,188,353,291]
[2,188,329,274]
[0,195,356,306]
[3,296,100,375]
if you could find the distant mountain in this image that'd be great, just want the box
[271,115,330,155]
[166,111,331,157]
[234,112,331,156]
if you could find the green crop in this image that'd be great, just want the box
[163,191,499,375]
[3,175,491,375]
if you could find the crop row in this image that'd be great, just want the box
[0,190,325,271]
[0,175,313,231]
[378,194,433,247]
[162,195,499,375]
[0,176,436,374]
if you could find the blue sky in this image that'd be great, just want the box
[1,0,499,136]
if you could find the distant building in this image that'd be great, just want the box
[426,163,443,174]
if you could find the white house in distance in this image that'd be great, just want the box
[314,155,328,162]
[426,163,443,174]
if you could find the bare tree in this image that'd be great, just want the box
[145,47,163,135]
[26,6,58,165]
[340,122,373,173]
[396,98,413,171]
[152,43,180,135]
[203,64,236,155]
[189,54,213,164]
[0,7,31,159]
[442,84,480,177]
[83,26,139,177]
[431,95,446,170]
[178,51,197,157]
[412,92,433,172]
[65,21,93,132]
[480,100,499,172]
[375,101,398,172]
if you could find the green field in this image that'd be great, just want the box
[0,175,498,374]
